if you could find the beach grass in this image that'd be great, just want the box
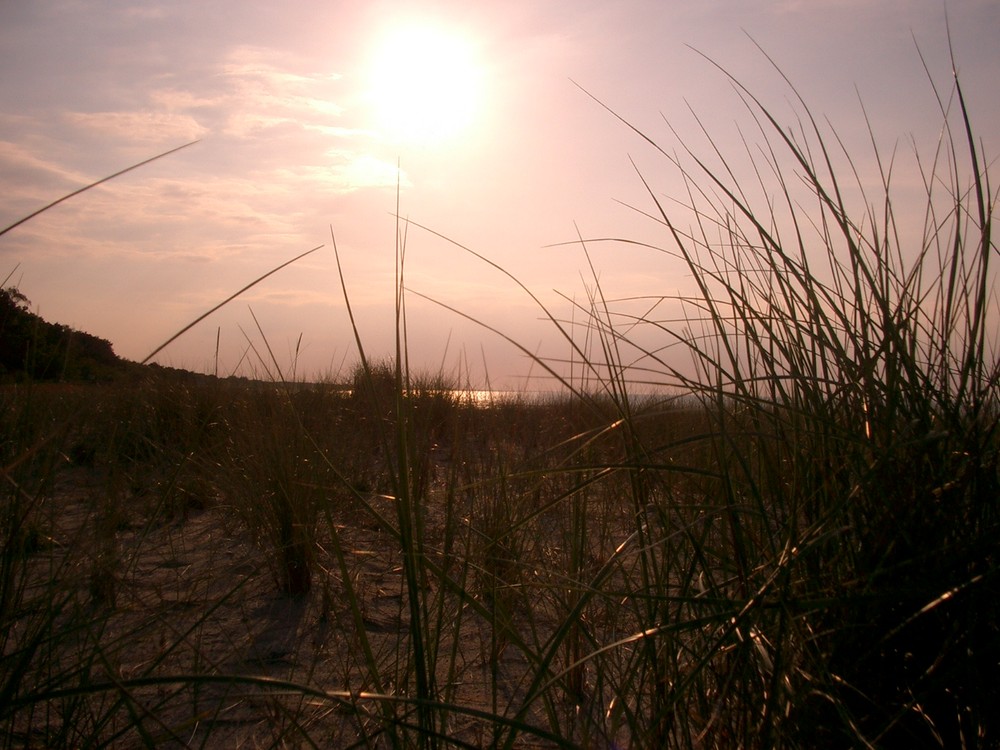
[1,46,997,749]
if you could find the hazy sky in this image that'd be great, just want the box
[2,1,998,388]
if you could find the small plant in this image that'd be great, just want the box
[221,387,325,596]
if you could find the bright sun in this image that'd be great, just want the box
[368,25,481,146]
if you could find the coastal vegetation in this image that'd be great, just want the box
[1,49,997,748]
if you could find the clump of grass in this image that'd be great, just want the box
[556,41,999,746]
[220,384,328,596]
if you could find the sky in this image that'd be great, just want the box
[2,0,998,389]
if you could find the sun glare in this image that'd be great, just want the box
[368,25,482,146]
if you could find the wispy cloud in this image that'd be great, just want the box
[217,46,347,139]
[0,137,85,186]
[64,111,208,144]
[321,153,409,191]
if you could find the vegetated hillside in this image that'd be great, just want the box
[0,286,136,382]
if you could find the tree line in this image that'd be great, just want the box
[0,286,128,382]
